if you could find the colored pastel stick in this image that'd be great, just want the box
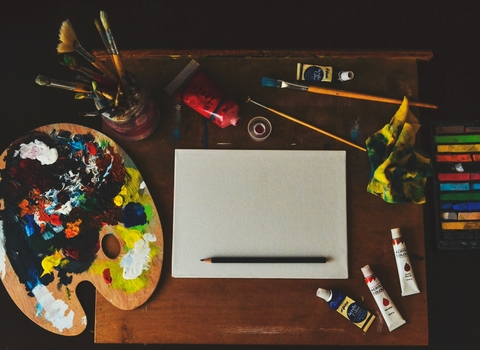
[435,125,465,134]
[472,173,480,180]
[436,154,472,162]
[472,183,480,190]
[465,126,480,133]
[439,183,470,191]
[452,202,480,211]
[435,135,480,144]
[473,154,480,161]
[442,221,480,230]
[437,144,480,152]
[458,212,480,220]
[438,173,471,181]
[441,212,458,220]
[441,202,454,209]
[440,192,480,201]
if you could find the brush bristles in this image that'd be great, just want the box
[57,20,77,53]
[261,77,279,88]
[35,75,50,86]
[100,11,110,30]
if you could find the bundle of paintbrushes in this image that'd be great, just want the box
[35,11,138,118]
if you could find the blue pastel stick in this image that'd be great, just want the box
[452,202,480,210]
[452,202,469,210]
[441,202,454,210]
[472,183,480,190]
[440,183,470,191]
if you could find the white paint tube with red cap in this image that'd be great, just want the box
[391,227,420,296]
[361,265,406,332]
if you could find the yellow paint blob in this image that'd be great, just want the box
[40,250,63,277]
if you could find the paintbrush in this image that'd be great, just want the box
[35,74,92,93]
[99,11,131,96]
[246,97,366,152]
[60,54,118,90]
[57,19,119,84]
[35,74,115,100]
[261,77,438,109]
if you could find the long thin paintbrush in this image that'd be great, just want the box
[99,11,130,95]
[57,19,119,84]
[35,74,92,93]
[35,74,115,99]
[246,97,367,152]
[60,54,118,90]
[261,77,438,109]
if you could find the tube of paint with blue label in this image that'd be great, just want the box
[316,288,375,332]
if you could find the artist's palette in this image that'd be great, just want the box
[431,121,480,249]
[0,123,163,335]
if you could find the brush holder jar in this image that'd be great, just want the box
[96,72,159,141]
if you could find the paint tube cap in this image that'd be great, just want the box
[338,71,354,82]
[361,265,374,278]
[248,116,272,141]
[391,227,402,239]
[316,288,333,302]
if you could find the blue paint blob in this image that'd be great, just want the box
[122,202,147,228]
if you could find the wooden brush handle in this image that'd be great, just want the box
[307,86,438,109]
[92,59,120,84]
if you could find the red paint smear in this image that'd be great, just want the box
[103,268,113,284]
[86,141,97,155]
[64,247,80,260]
[438,173,471,181]
[436,154,472,162]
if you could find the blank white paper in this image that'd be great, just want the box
[172,149,348,279]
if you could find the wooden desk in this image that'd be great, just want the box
[94,50,430,345]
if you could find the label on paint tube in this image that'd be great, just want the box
[316,288,375,332]
[391,228,420,297]
[296,63,354,83]
[361,265,406,332]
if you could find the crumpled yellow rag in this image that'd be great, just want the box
[365,97,433,204]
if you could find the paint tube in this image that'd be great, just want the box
[165,59,240,128]
[296,63,354,82]
[316,288,375,332]
[361,265,406,332]
[391,227,420,296]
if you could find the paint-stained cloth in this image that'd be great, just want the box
[365,97,433,204]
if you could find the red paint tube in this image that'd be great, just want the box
[165,59,240,128]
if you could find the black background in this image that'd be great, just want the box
[1,1,480,349]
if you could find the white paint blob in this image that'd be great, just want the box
[0,220,6,280]
[14,139,58,165]
[32,284,75,332]
[120,233,156,280]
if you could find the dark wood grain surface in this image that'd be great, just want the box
[2,1,480,349]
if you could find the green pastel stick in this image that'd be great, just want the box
[440,192,480,201]
[435,134,480,143]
